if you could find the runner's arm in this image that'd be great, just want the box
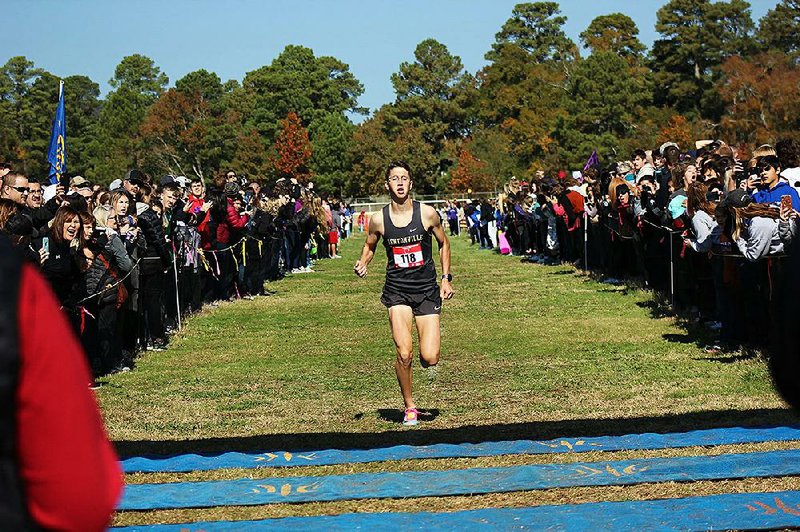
[354,212,381,278]
[425,205,454,299]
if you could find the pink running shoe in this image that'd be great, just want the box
[403,407,419,426]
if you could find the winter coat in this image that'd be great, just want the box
[687,211,721,253]
[83,233,133,307]
[6,198,60,238]
[250,211,276,240]
[35,237,82,309]
[137,206,171,274]
[121,228,147,312]
[215,198,249,246]
[735,216,797,261]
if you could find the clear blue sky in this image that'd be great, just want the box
[4,0,777,118]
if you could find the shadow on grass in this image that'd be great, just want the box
[548,269,575,276]
[114,407,798,458]
[636,300,674,319]
[597,287,632,294]
[696,351,759,364]
[633,292,720,351]
[663,333,694,344]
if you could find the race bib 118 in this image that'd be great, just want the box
[393,243,424,268]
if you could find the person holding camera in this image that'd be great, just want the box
[107,190,147,359]
[34,206,85,328]
[82,208,134,376]
[208,182,250,299]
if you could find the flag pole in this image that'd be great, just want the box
[57,80,67,188]
[47,79,67,187]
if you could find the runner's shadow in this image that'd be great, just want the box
[115,408,798,458]
[376,409,440,423]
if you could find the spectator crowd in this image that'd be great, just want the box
[443,138,800,353]
[3,136,798,379]
[0,164,354,385]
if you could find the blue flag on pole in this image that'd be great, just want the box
[47,80,66,185]
[583,149,599,172]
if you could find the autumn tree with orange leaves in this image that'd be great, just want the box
[449,147,494,192]
[271,112,313,183]
[139,88,215,179]
[717,52,800,145]
[655,114,713,150]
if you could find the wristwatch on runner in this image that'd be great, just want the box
[441,274,453,282]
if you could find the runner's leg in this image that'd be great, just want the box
[416,314,441,368]
[389,305,415,408]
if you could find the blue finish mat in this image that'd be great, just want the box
[115,490,800,531]
[122,425,800,473]
[119,448,800,511]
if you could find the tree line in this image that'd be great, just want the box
[1,0,798,196]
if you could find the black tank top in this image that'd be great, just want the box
[382,201,437,294]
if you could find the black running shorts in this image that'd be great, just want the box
[381,286,442,316]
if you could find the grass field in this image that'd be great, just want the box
[99,232,800,526]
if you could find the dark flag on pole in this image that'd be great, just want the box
[583,149,599,172]
[47,80,66,185]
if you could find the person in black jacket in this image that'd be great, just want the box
[135,183,172,350]
[34,206,85,331]
[267,195,289,281]
[244,193,276,296]
[284,199,304,273]
[2,173,63,239]
[277,194,297,274]
[159,183,182,329]
[479,199,494,249]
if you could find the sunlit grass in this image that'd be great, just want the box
[98,234,788,442]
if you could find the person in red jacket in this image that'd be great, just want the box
[215,182,249,247]
[2,236,122,530]
[184,178,208,217]
[208,183,250,299]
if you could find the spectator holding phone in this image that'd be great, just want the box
[34,206,85,327]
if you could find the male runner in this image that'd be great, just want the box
[354,161,454,426]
